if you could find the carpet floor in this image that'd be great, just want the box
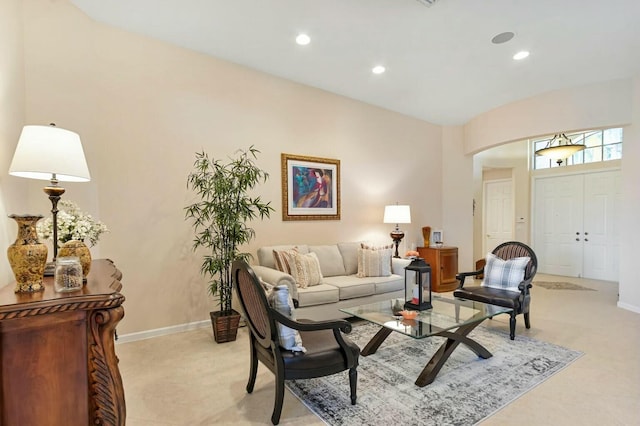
[286,322,582,426]
[533,281,596,290]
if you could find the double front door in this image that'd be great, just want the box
[533,170,620,281]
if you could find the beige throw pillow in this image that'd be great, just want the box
[290,252,323,288]
[273,248,298,275]
[357,244,393,277]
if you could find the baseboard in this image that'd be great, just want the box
[116,319,211,344]
[617,301,640,314]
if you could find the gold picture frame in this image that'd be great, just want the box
[281,153,340,221]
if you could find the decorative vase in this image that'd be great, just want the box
[7,214,48,293]
[422,226,431,247]
[58,240,92,279]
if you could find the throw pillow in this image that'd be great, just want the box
[290,252,323,288]
[273,248,298,275]
[267,285,306,352]
[481,252,531,292]
[357,244,393,277]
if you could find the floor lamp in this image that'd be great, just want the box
[9,124,91,274]
[383,204,411,258]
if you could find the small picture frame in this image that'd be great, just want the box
[431,230,443,246]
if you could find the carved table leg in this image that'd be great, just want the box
[88,306,126,426]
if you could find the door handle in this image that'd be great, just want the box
[584,238,589,242]
[584,232,589,235]
[576,232,580,235]
[576,238,580,241]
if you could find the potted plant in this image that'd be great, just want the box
[185,146,274,343]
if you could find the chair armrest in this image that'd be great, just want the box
[251,264,298,301]
[270,309,353,333]
[456,269,484,288]
[518,276,534,293]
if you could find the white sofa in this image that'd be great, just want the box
[251,243,411,321]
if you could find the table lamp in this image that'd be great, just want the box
[383,204,411,258]
[9,124,91,273]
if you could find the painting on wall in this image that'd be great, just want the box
[281,153,340,221]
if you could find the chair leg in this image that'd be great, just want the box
[246,341,258,393]
[349,367,357,405]
[524,312,531,329]
[271,373,285,425]
[509,312,516,340]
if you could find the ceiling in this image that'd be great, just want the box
[69,0,640,126]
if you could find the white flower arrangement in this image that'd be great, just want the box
[37,200,108,247]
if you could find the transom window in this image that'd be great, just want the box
[532,127,623,170]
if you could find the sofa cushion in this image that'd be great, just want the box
[322,275,375,300]
[257,245,309,269]
[337,242,360,275]
[291,252,323,288]
[371,275,405,294]
[296,284,340,307]
[481,252,530,292]
[357,245,393,277]
[309,245,346,277]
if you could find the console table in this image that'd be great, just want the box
[0,259,126,425]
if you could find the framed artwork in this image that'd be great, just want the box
[281,153,340,221]
[431,229,443,245]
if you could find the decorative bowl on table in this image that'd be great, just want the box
[400,310,418,320]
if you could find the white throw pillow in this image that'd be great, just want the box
[290,252,323,288]
[481,252,530,292]
[267,285,306,353]
[357,244,392,277]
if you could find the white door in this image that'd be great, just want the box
[582,171,621,280]
[533,170,620,280]
[534,175,583,276]
[484,179,513,253]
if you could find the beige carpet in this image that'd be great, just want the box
[533,281,596,290]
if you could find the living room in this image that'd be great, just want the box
[1,1,639,424]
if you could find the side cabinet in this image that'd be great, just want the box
[417,246,459,292]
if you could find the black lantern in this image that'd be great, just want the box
[404,257,432,310]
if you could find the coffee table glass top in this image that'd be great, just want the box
[340,295,512,339]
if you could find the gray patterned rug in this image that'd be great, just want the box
[534,281,596,290]
[286,322,582,426]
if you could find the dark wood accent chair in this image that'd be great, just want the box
[453,241,538,340]
[232,260,360,425]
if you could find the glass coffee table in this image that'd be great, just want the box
[341,295,512,387]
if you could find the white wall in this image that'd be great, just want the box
[0,0,27,285]
[441,126,474,271]
[7,0,444,334]
[618,76,640,313]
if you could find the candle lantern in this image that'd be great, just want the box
[404,257,432,310]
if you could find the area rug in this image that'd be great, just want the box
[534,281,596,291]
[286,322,582,426]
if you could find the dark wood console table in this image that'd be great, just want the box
[0,259,126,425]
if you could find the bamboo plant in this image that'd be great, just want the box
[185,146,273,313]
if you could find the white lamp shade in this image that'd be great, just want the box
[9,125,91,182]
[383,205,411,224]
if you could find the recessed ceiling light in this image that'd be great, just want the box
[295,34,310,46]
[513,51,530,60]
[491,32,515,44]
[372,65,386,74]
